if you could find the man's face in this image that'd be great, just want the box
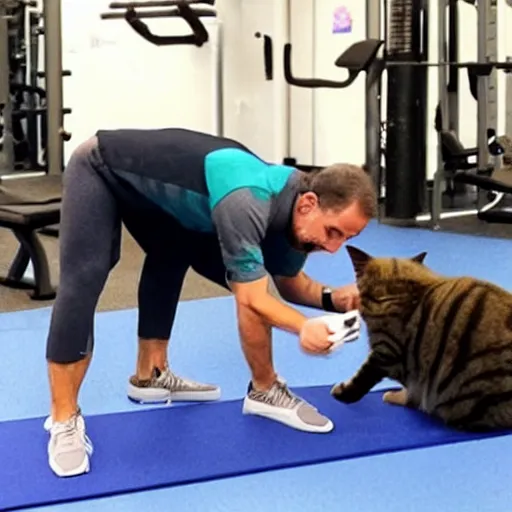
[290,192,369,254]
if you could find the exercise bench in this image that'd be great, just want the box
[0,175,61,300]
[435,129,512,224]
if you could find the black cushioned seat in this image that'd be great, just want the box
[0,175,62,300]
[284,38,383,89]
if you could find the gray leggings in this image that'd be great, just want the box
[46,137,229,364]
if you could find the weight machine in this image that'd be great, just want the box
[366,0,512,228]
[273,0,512,230]
[255,29,382,173]
[0,0,71,180]
[0,0,216,301]
[0,0,69,301]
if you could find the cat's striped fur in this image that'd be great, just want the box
[331,245,512,432]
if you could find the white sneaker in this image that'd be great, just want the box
[243,380,334,433]
[46,410,93,477]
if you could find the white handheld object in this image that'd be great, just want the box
[318,310,361,351]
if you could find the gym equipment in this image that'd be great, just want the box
[382,0,429,222]
[278,38,383,171]
[1,386,506,511]
[428,0,512,228]
[0,0,71,178]
[0,1,217,300]
[365,0,512,228]
[0,175,61,300]
[100,1,223,134]
[0,0,71,300]
[100,0,216,47]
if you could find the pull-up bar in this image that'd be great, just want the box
[101,8,215,20]
[100,1,215,46]
[108,0,214,8]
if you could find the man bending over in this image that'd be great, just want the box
[45,128,377,477]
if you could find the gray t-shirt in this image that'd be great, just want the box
[96,128,308,283]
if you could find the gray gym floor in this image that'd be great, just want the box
[0,228,230,314]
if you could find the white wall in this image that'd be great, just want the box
[50,0,512,177]
[60,0,222,162]
[302,0,367,167]
[217,0,287,162]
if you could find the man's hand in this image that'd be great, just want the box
[331,283,360,312]
[299,317,335,355]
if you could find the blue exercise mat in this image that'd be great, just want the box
[1,386,508,511]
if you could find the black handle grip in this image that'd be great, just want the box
[109,0,214,8]
[255,32,273,80]
[124,3,209,46]
[283,43,357,88]
[101,7,215,20]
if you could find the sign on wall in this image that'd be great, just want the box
[332,6,353,34]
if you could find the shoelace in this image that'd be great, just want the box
[253,382,302,409]
[156,369,202,390]
[53,416,93,455]
[156,369,179,389]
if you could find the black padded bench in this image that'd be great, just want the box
[438,130,512,224]
[0,175,62,300]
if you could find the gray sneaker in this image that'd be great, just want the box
[46,411,93,477]
[242,380,334,433]
[127,367,221,404]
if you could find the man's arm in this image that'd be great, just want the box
[274,271,360,312]
[210,188,334,390]
[230,274,308,335]
[211,187,309,334]
[274,271,324,309]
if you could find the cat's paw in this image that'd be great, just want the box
[383,388,408,406]
[330,381,361,403]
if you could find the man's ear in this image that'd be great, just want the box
[346,245,373,279]
[296,191,319,214]
[411,252,427,264]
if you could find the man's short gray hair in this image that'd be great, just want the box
[298,163,378,218]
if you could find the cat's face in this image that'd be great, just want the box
[345,246,428,320]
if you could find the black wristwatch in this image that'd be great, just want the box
[321,287,337,312]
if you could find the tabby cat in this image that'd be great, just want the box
[331,245,512,432]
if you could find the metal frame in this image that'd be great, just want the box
[0,226,56,300]
[366,0,509,227]
[507,56,512,136]
[365,0,382,199]
[418,0,504,227]
[43,0,65,175]
[0,2,15,177]
[1,0,67,178]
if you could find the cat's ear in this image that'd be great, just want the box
[411,252,427,264]
[346,245,372,278]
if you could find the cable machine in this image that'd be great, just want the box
[0,0,70,180]
[0,0,218,301]
[366,0,512,228]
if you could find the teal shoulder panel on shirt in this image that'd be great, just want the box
[111,168,214,232]
[204,148,296,209]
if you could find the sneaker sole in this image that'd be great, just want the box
[242,397,334,434]
[127,383,221,404]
